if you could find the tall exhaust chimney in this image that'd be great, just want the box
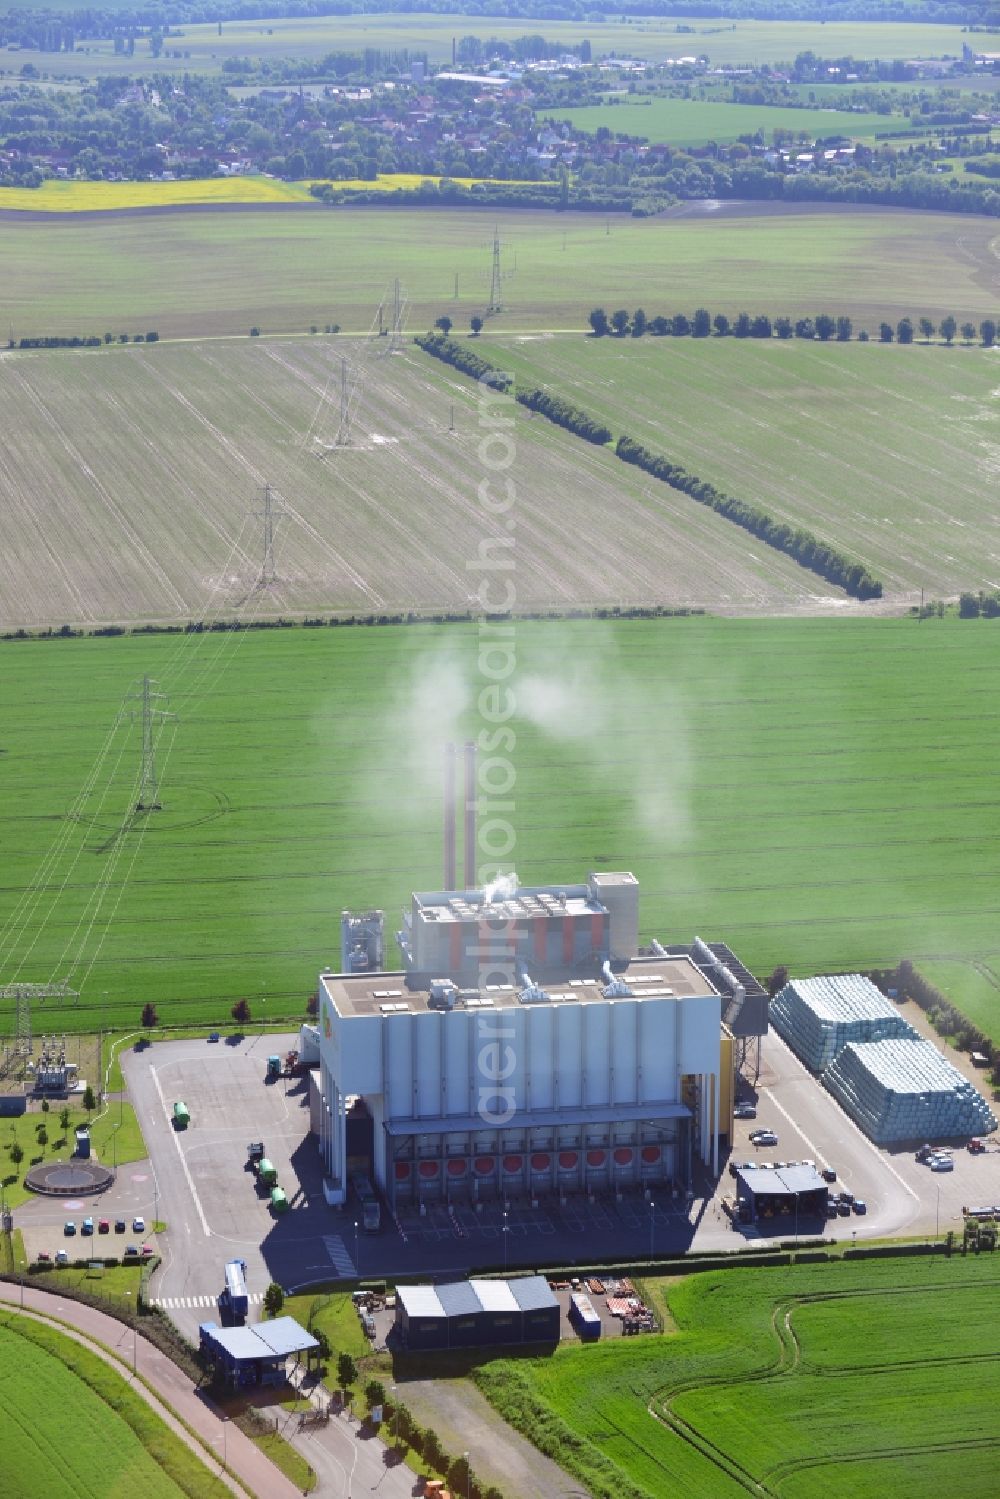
[463,739,477,891]
[444,742,457,889]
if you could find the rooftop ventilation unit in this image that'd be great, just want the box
[517,968,550,1004]
[429,979,459,1010]
[601,960,634,999]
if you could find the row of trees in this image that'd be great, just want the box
[12,332,159,350]
[959,590,1000,618]
[421,328,611,442]
[414,332,884,603]
[616,435,883,600]
[590,307,999,347]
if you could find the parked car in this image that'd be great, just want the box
[37,1250,52,1262]
[750,1131,778,1147]
[931,1156,954,1172]
[141,1244,154,1258]
[55,1249,69,1265]
[132,1217,145,1233]
[852,1199,867,1215]
[967,1139,986,1154]
[733,1103,757,1119]
[124,1244,140,1257]
[81,1217,94,1235]
[839,1190,855,1204]
[837,1201,852,1216]
[826,1200,840,1219]
[63,1221,76,1236]
[208,1032,220,1043]
[114,1218,127,1233]
[98,1219,110,1234]
[821,1166,837,1182]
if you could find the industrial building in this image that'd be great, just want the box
[394,1275,560,1350]
[823,1039,997,1145]
[313,744,767,1212]
[198,1317,318,1390]
[317,894,765,1209]
[769,974,913,1072]
[734,1164,828,1227]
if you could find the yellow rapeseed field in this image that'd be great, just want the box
[0,173,533,213]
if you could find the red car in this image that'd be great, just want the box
[141,1244,154,1258]
[98,1219,110,1233]
[968,1139,986,1154]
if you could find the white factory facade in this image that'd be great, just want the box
[316,870,758,1209]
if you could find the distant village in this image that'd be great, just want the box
[0,35,998,208]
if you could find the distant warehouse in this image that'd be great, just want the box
[395,1275,560,1351]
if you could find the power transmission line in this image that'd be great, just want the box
[126,675,176,811]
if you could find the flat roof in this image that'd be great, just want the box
[412,885,603,925]
[322,953,717,1020]
[253,1317,318,1358]
[736,1165,827,1199]
[200,1318,316,1361]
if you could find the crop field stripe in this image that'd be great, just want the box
[475,335,1000,596]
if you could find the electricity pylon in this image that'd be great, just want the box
[127,675,176,811]
[253,482,288,585]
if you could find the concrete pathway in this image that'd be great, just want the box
[0,1281,300,1499]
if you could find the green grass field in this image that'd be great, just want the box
[475,1252,1000,1499]
[0,201,994,339]
[473,333,1000,598]
[2,14,997,77]
[1,1102,147,1207]
[282,1290,371,1361]
[1,617,999,1040]
[548,96,893,146]
[0,1309,230,1499]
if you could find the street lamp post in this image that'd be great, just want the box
[354,1220,359,1278]
[390,1382,398,1450]
[502,1207,508,1274]
[649,1199,655,1261]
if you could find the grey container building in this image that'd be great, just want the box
[823,1038,997,1145]
[770,974,914,1073]
[395,1275,559,1351]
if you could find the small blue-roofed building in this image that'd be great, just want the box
[395,1275,559,1351]
[734,1163,828,1227]
[199,1316,318,1389]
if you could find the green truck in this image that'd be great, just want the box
[172,1101,190,1129]
[270,1186,288,1214]
[256,1157,277,1187]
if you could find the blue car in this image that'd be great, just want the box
[63,1220,76,1236]
[82,1217,94,1235]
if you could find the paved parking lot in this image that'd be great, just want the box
[101,1028,1000,1342]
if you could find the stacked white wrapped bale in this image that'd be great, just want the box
[769,974,915,1072]
[823,1038,997,1145]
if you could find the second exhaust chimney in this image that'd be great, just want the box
[463,740,477,891]
[444,742,457,889]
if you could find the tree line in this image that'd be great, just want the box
[417,331,612,444]
[616,436,882,600]
[589,307,999,347]
[12,332,160,349]
[415,331,884,602]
